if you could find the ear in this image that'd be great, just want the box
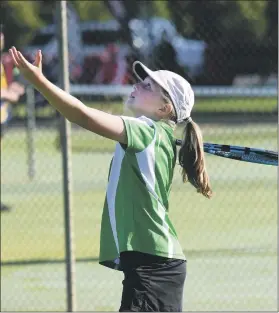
[159,102,173,115]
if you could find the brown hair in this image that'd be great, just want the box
[178,120,212,198]
[161,89,213,198]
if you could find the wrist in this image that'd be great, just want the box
[32,73,47,89]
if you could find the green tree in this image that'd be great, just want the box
[1,0,45,49]
[73,0,112,21]
[153,0,171,19]
[0,0,115,49]
[265,0,278,44]
[167,0,268,43]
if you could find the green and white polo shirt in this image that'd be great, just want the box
[99,115,186,270]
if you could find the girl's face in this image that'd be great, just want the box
[125,76,169,119]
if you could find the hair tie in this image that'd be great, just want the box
[184,117,192,124]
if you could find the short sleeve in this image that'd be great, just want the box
[121,116,156,152]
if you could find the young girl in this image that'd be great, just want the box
[9,47,212,312]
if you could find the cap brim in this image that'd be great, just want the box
[133,61,153,81]
[132,61,166,92]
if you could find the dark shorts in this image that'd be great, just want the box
[119,251,186,312]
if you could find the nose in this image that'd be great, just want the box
[133,82,141,91]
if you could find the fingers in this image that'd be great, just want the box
[11,47,21,64]
[34,51,39,66]
[9,47,19,67]
[39,50,42,63]
[9,47,29,68]
[17,50,30,67]
[34,50,42,67]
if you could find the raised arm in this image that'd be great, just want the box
[9,47,127,144]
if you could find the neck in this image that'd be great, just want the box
[134,111,161,121]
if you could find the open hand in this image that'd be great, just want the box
[9,82,25,96]
[9,47,43,85]
[1,88,21,103]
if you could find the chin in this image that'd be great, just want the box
[123,98,135,115]
[124,100,145,118]
[125,96,133,105]
[125,97,138,110]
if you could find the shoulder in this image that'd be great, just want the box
[120,115,176,152]
[121,115,155,127]
[121,116,170,131]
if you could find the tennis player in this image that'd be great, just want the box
[9,47,212,311]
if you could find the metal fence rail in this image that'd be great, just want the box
[70,84,277,97]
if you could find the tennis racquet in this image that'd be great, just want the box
[175,140,278,166]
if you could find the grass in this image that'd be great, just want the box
[12,97,278,119]
[1,122,278,311]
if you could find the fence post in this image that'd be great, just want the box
[57,1,76,311]
[26,86,36,180]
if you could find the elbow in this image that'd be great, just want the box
[67,115,76,124]
[65,114,76,124]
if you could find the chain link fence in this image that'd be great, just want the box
[1,0,277,311]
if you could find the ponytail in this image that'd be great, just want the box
[178,120,213,198]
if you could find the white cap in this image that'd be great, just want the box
[133,61,195,123]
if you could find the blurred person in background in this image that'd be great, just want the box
[151,31,192,83]
[80,55,103,84]
[1,31,25,212]
[96,43,128,85]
